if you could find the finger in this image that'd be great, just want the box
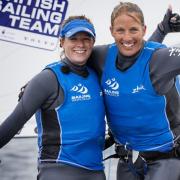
[168,4,172,11]
[166,5,172,17]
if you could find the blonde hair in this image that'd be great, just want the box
[111,2,145,26]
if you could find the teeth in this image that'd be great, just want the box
[74,50,85,53]
[123,43,134,48]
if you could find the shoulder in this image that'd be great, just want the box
[145,41,166,49]
[32,68,58,85]
[88,44,110,70]
[151,46,174,60]
[93,44,110,53]
[150,46,180,71]
[25,69,58,96]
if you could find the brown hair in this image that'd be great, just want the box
[59,15,94,59]
[111,2,145,26]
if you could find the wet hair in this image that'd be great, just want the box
[111,2,145,26]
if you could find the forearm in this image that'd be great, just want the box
[0,85,43,148]
[0,102,30,148]
[0,70,57,148]
[148,27,165,43]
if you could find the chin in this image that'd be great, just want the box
[76,60,87,65]
[121,52,135,57]
[121,48,139,57]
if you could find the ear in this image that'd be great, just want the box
[60,38,64,48]
[110,26,114,37]
[143,25,147,36]
[93,37,96,43]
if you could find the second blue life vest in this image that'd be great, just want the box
[101,41,174,152]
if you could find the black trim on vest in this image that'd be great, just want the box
[41,109,61,160]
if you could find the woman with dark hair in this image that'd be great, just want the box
[0,15,106,180]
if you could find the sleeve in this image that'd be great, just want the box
[88,44,109,78]
[150,47,180,140]
[148,27,166,43]
[165,86,180,139]
[150,47,180,93]
[0,69,58,148]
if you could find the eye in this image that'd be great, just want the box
[130,28,139,34]
[84,37,92,42]
[69,37,77,41]
[115,28,125,34]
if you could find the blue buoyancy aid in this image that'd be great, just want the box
[101,41,174,152]
[36,61,105,170]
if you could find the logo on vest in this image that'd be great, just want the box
[104,78,119,96]
[169,47,180,57]
[132,84,146,93]
[70,83,91,101]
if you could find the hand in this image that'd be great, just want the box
[115,144,128,157]
[170,13,180,32]
[104,130,115,150]
[158,5,180,34]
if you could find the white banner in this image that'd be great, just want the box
[0,0,68,50]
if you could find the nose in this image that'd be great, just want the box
[76,39,84,47]
[123,32,132,41]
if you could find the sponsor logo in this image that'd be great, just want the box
[71,84,88,94]
[169,47,180,57]
[0,0,68,50]
[105,78,119,90]
[70,83,91,101]
[132,84,146,93]
[104,78,119,96]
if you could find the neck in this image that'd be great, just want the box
[62,58,86,70]
[116,41,145,71]
[61,58,89,77]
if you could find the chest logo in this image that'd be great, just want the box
[104,78,119,96]
[70,84,91,101]
[71,84,88,94]
[105,78,119,90]
[132,85,146,93]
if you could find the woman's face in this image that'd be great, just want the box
[110,13,146,57]
[60,32,95,65]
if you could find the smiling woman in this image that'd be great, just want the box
[0,15,106,180]
[59,17,96,66]
[60,32,95,65]
[88,2,180,180]
[110,3,146,57]
[1,1,180,180]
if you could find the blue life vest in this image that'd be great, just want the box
[101,41,174,152]
[36,61,105,170]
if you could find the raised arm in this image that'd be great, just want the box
[148,6,180,43]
